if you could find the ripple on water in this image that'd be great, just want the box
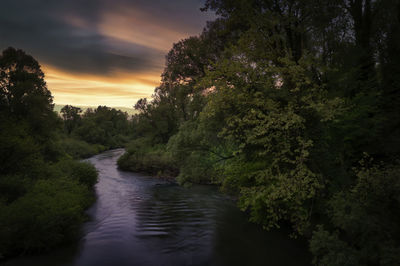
[3,149,311,266]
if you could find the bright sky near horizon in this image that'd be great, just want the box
[0,0,214,108]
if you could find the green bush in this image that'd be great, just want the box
[0,159,98,258]
[59,138,105,159]
[0,175,31,204]
[0,48,101,260]
[0,178,91,256]
[53,160,98,189]
[310,162,400,265]
[118,139,178,177]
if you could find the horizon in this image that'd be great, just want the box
[53,104,138,116]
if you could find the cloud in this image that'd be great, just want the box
[0,7,164,76]
[0,0,214,107]
[0,0,213,76]
[43,65,160,107]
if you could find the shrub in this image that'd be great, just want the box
[0,178,91,256]
[118,140,178,177]
[53,160,98,189]
[59,138,105,159]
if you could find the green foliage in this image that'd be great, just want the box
[168,121,212,184]
[0,178,91,255]
[70,106,130,148]
[97,1,400,264]
[197,52,344,233]
[310,162,400,265]
[60,105,82,135]
[0,48,99,259]
[0,47,59,143]
[59,137,105,159]
[0,175,30,204]
[0,118,44,177]
[0,157,98,257]
[310,225,359,266]
[52,160,98,189]
[118,138,178,178]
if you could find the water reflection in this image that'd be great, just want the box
[3,149,310,266]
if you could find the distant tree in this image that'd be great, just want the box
[70,106,129,148]
[60,105,82,134]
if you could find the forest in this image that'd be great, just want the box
[0,47,132,259]
[118,0,400,265]
[1,0,400,265]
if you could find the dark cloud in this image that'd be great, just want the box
[0,0,213,76]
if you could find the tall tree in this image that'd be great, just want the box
[60,105,82,135]
[0,47,58,142]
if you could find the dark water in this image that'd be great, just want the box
[3,149,311,266]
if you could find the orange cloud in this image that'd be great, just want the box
[98,8,196,52]
[40,4,211,108]
[43,65,159,107]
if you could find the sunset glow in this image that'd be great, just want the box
[43,66,160,107]
[1,0,214,108]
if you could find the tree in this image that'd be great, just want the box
[70,106,130,148]
[60,105,82,134]
[0,47,58,142]
[0,48,99,258]
[117,2,400,264]
[310,161,400,265]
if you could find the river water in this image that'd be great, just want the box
[4,149,311,266]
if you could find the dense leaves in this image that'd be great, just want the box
[0,178,92,255]
[119,1,400,265]
[0,47,59,143]
[310,162,400,265]
[57,105,131,159]
[0,48,98,259]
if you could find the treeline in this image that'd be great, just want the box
[59,105,131,158]
[0,47,130,259]
[118,0,400,265]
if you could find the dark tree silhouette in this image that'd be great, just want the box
[0,47,58,141]
[61,105,82,134]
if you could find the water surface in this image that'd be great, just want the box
[4,149,311,266]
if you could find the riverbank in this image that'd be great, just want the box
[117,141,179,182]
[2,149,311,266]
[0,158,98,261]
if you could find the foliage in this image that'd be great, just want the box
[118,138,178,178]
[60,105,82,135]
[0,48,99,259]
[58,137,105,159]
[2,0,398,263]
[52,160,98,189]
[200,53,343,233]
[0,178,91,255]
[310,162,400,265]
[68,106,130,149]
[118,0,400,265]
[167,120,223,185]
[0,47,59,143]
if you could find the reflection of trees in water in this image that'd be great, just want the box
[213,204,311,266]
[133,183,311,266]
[133,184,223,258]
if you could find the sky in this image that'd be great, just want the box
[0,0,214,108]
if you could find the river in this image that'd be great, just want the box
[3,149,311,266]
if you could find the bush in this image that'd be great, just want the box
[53,160,98,189]
[59,138,105,159]
[118,139,178,177]
[0,158,98,258]
[310,162,400,265]
[0,178,91,256]
[0,175,31,204]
